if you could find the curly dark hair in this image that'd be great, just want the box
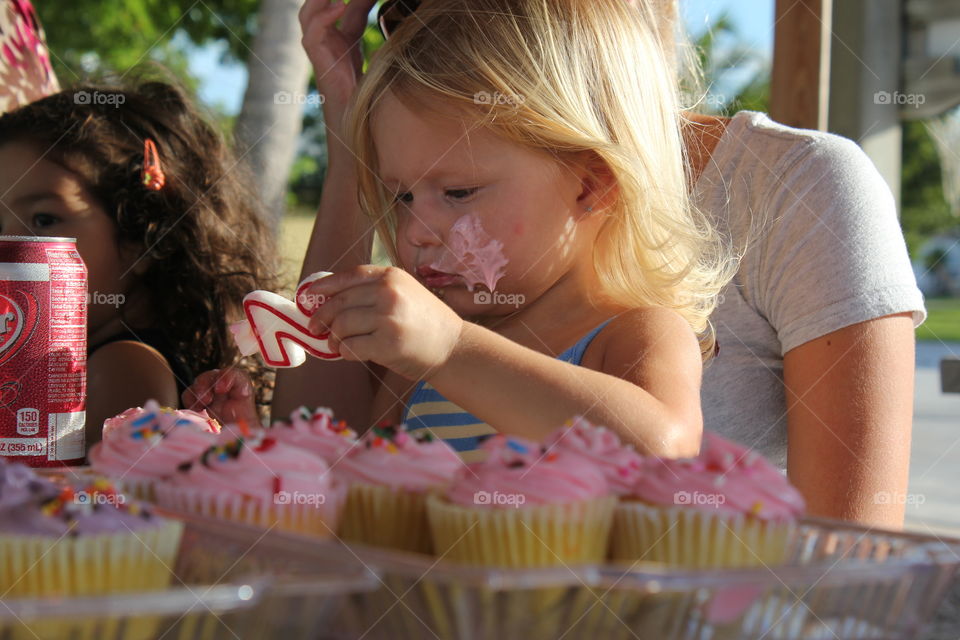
[0,79,279,404]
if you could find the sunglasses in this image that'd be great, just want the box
[377,0,422,38]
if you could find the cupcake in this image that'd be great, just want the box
[427,434,616,567]
[154,433,345,538]
[337,424,463,553]
[543,416,643,496]
[0,460,183,597]
[88,400,221,501]
[269,406,358,464]
[610,431,805,568]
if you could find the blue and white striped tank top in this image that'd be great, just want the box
[402,319,615,462]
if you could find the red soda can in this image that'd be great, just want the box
[0,236,87,467]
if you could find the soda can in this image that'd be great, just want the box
[0,236,87,466]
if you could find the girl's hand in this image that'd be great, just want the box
[305,266,464,381]
[299,0,378,108]
[182,368,259,427]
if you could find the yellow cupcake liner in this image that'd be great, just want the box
[339,483,434,553]
[154,483,345,539]
[0,518,183,598]
[411,495,616,639]
[610,500,794,568]
[427,494,617,567]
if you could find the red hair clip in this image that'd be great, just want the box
[142,138,166,191]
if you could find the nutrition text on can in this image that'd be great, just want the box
[0,236,87,466]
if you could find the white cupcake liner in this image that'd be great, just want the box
[154,482,345,538]
[610,501,794,568]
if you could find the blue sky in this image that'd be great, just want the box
[190,0,774,115]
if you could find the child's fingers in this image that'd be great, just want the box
[336,334,376,362]
[301,1,349,52]
[300,0,345,34]
[310,282,381,328]
[187,369,220,404]
[305,265,390,299]
[214,375,233,395]
[341,0,379,41]
[228,376,253,399]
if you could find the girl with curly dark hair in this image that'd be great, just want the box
[0,80,278,446]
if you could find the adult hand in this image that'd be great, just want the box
[299,0,379,108]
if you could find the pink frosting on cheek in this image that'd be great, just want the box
[430,213,509,292]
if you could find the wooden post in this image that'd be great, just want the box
[770,0,833,131]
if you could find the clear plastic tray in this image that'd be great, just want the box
[0,508,379,640]
[6,501,955,640]
[318,516,960,640]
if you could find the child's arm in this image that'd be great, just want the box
[271,0,379,427]
[307,267,703,457]
[431,309,703,458]
[86,342,179,445]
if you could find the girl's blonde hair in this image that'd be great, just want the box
[348,0,735,359]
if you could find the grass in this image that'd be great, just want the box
[917,298,960,343]
[278,208,390,288]
[278,209,316,285]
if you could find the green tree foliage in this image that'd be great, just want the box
[901,119,956,256]
[687,12,770,116]
[36,1,258,85]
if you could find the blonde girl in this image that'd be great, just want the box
[245,0,730,461]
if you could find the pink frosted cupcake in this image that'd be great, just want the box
[88,400,221,501]
[154,433,345,538]
[337,424,462,553]
[611,431,805,567]
[427,434,616,566]
[269,406,358,464]
[543,416,643,496]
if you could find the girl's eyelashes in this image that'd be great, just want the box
[445,187,479,201]
[31,213,61,229]
[391,186,480,208]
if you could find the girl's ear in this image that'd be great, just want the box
[574,152,619,218]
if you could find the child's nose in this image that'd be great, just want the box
[401,204,447,248]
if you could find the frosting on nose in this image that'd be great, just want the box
[429,213,508,293]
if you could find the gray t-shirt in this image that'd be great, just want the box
[696,111,926,469]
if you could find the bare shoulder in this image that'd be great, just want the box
[86,341,179,443]
[87,341,179,405]
[582,307,702,376]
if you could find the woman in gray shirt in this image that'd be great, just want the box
[265,0,922,530]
